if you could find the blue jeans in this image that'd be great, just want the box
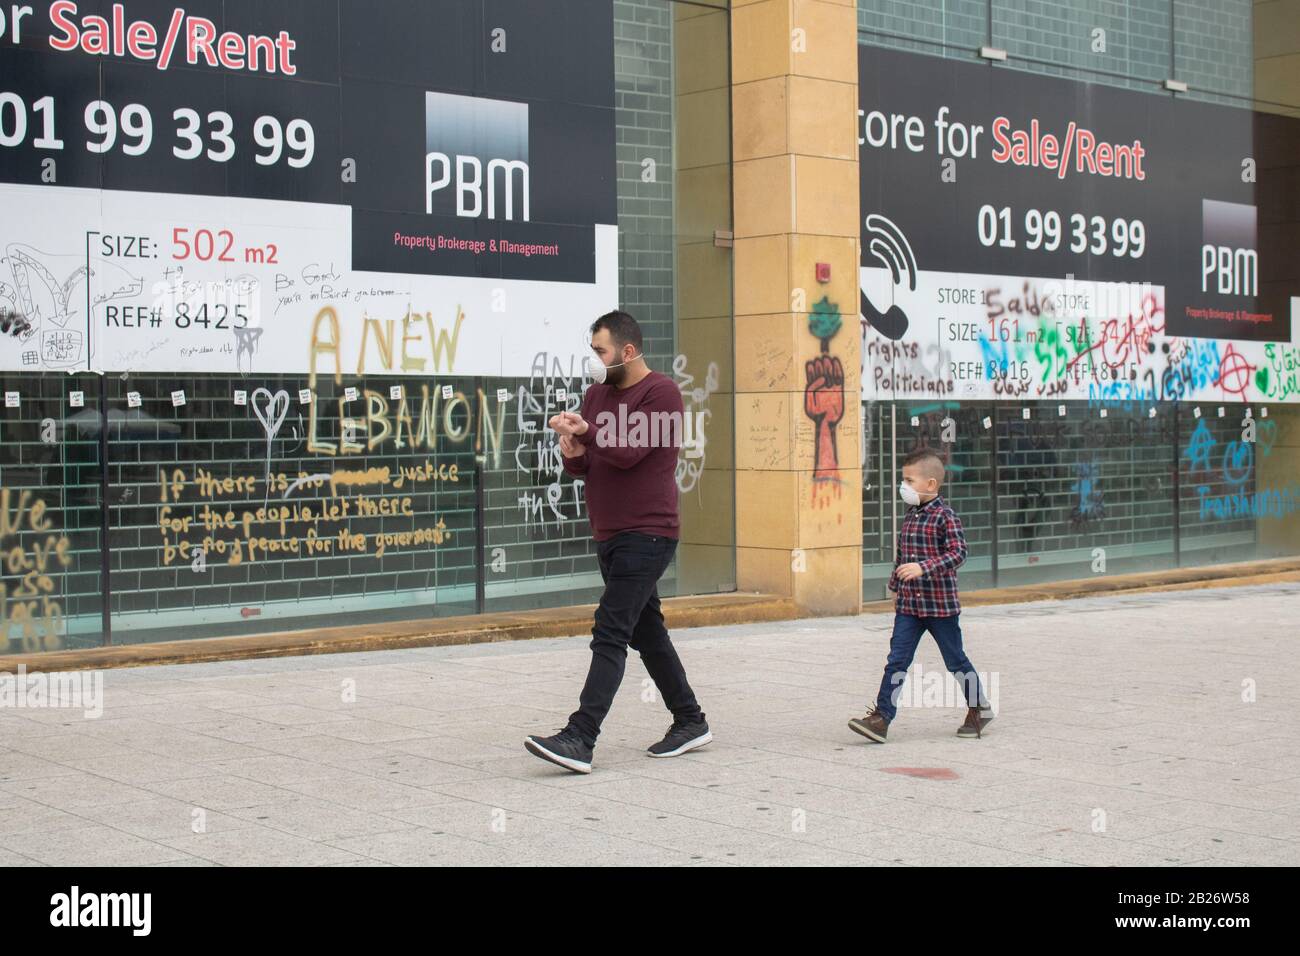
[875,613,986,722]
[567,531,703,746]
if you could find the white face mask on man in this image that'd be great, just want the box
[585,352,642,385]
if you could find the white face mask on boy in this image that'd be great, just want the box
[898,481,922,507]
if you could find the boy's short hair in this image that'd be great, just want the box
[901,446,946,485]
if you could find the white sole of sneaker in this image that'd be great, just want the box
[647,730,713,758]
[524,737,592,774]
[848,720,886,743]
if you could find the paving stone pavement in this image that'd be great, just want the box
[2,582,1298,866]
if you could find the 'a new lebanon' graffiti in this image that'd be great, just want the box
[308,304,466,380]
[301,303,506,460]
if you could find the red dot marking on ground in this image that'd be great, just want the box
[882,767,959,781]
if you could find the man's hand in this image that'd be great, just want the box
[558,433,585,459]
[548,411,589,437]
[897,562,924,581]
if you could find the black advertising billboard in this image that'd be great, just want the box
[857,45,1299,405]
[0,0,619,374]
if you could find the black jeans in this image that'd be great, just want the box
[567,531,703,746]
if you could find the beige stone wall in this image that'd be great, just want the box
[1255,0,1300,118]
[731,0,863,614]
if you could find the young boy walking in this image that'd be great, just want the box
[850,447,994,742]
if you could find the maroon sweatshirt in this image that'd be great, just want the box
[562,370,682,541]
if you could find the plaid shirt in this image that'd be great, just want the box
[888,495,967,617]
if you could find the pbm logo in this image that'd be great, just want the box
[425,91,530,221]
[1201,199,1257,297]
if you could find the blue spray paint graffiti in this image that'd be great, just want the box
[1197,485,1300,519]
[1182,417,1296,521]
[1070,461,1105,527]
[1160,339,1221,402]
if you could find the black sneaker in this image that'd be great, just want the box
[647,717,712,758]
[525,728,593,774]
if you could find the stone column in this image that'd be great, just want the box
[730,0,862,613]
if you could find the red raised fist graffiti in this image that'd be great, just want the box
[804,354,844,482]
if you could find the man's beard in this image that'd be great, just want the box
[606,363,628,386]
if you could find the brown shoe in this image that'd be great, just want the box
[848,707,889,743]
[957,706,993,739]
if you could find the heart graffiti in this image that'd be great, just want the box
[251,388,290,492]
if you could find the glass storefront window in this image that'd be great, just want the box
[857,1,1300,599]
[1,0,734,649]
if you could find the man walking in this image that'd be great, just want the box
[524,310,711,774]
